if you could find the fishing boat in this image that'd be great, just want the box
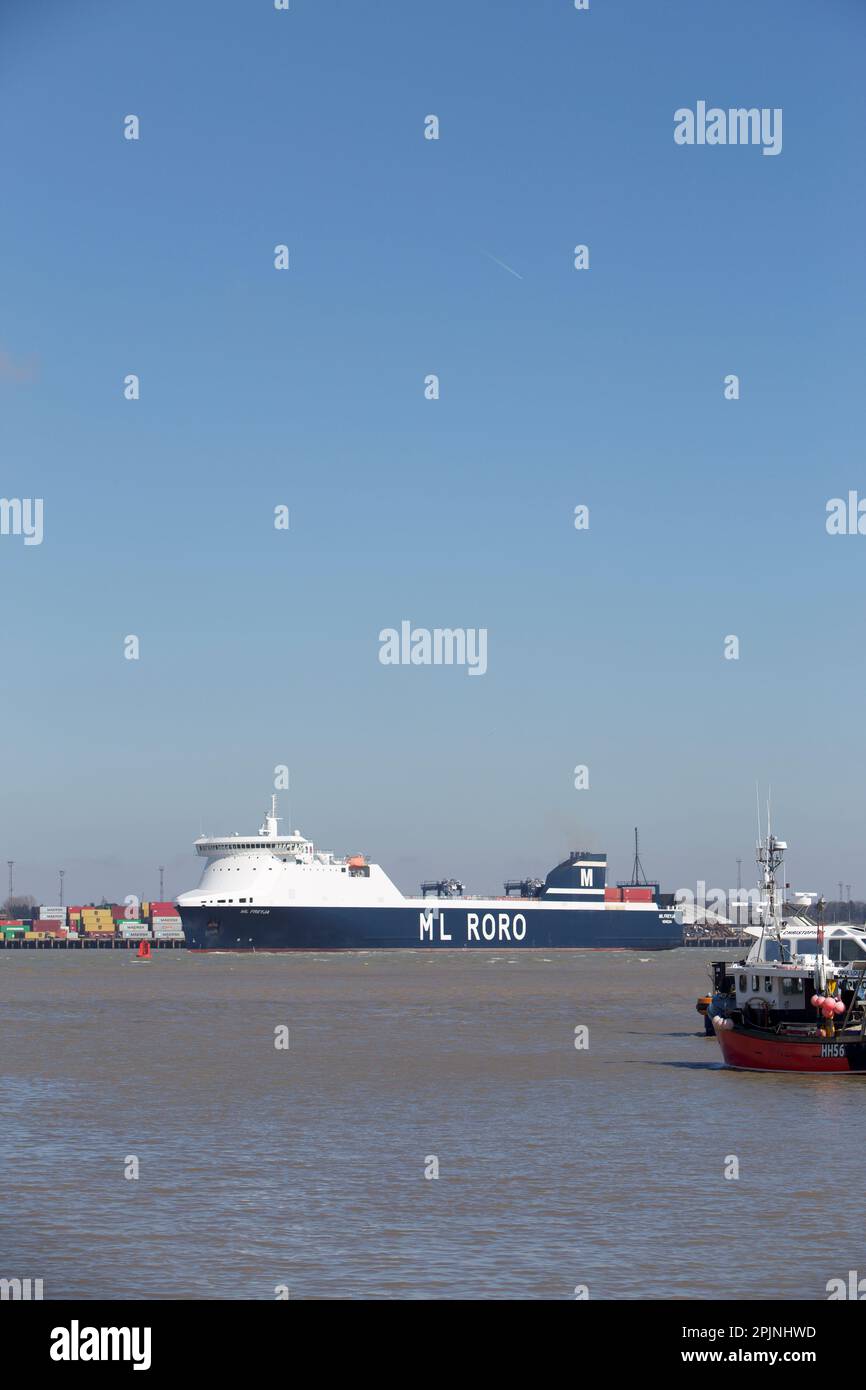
[705,822,866,1073]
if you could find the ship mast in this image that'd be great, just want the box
[754,798,788,958]
[260,794,281,840]
[629,828,648,886]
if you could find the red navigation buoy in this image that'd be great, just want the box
[137,940,151,960]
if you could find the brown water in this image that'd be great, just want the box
[0,948,859,1300]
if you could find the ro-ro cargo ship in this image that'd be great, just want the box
[176,797,681,951]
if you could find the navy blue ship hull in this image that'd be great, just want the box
[178,904,682,951]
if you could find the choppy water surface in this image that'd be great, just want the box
[0,948,859,1300]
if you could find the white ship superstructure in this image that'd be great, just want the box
[182,797,404,910]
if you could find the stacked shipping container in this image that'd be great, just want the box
[10,896,185,945]
[80,906,115,940]
[149,901,184,939]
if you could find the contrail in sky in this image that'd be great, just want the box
[482,251,523,280]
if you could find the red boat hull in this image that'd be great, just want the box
[717,1025,866,1074]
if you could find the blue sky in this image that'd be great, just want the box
[1,0,864,905]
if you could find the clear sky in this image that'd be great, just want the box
[1,0,864,906]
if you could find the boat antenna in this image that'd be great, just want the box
[753,786,786,957]
[816,896,827,992]
[754,784,765,952]
[767,786,772,853]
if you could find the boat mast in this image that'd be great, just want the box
[755,796,787,957]
[630,828,648,886]
[261,794,281,840]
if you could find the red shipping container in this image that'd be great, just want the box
[604,887,622,902]
[622,887,653,902]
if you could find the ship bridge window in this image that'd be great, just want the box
[796,938,820,956]
[739,975,747,992]
[763,977,773,994]
[782,977,804,995]
[751,975,760,992]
